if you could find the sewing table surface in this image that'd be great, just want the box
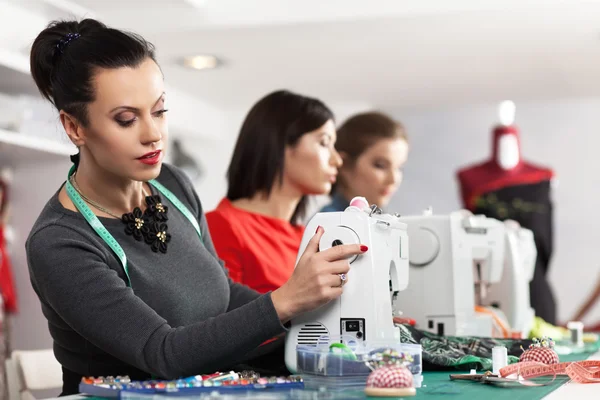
[45,348,600,400]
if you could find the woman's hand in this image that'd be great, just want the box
[271,226,367,323]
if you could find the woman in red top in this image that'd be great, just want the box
[206,90,342,293]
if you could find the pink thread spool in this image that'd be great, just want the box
[349,196,369,210]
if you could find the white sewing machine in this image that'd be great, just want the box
[485,220,537,338]
[284,198,410,373]
[393,209,505,337]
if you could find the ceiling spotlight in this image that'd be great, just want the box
[183,0,209,8]
[182,55,220,71]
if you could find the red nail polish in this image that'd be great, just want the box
[360,245,368,252]
[315,225,322,234]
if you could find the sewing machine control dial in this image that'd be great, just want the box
[319,226,361,264]
[407,227,440,267]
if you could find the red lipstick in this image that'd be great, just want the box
[137,150,161,165]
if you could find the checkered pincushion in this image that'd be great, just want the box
[519,347,559,364]
[366,366,413,388]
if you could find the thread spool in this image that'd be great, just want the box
[492,345,508,375]
[349,196,369,211]
[567,321,584,347]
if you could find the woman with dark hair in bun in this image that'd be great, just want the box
[26,19,367,395]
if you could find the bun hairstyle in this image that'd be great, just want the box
[30,19,157,165]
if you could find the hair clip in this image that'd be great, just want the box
[55,32,81,56]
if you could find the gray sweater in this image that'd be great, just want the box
[26,164,286,388]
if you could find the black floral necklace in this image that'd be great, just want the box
[70,174,171,253]
[121,194,171,253]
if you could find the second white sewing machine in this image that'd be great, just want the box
[394,208,506,338]
[485,220,537,338]
[284,197,410,373]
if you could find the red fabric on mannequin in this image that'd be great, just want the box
[457,125,554,211]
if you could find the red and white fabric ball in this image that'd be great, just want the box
[519,347,559,365]
[366,366,413,388]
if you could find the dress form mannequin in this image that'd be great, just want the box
[457,101,557,324]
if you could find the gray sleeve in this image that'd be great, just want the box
[27,224,285,379]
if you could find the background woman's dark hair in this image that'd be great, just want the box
[227,89,335,224]
[333,111,408,192]
[30,19,156,165]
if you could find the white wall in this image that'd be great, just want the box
[386,97,600,326]
[175,109,244,213]
[8,160,71,354]
[5,159,71,399]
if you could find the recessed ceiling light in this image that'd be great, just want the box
[183,0,209,8]
[182,55,220,71]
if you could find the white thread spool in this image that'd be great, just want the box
[492,345,508,375]
[567,321,584,347]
